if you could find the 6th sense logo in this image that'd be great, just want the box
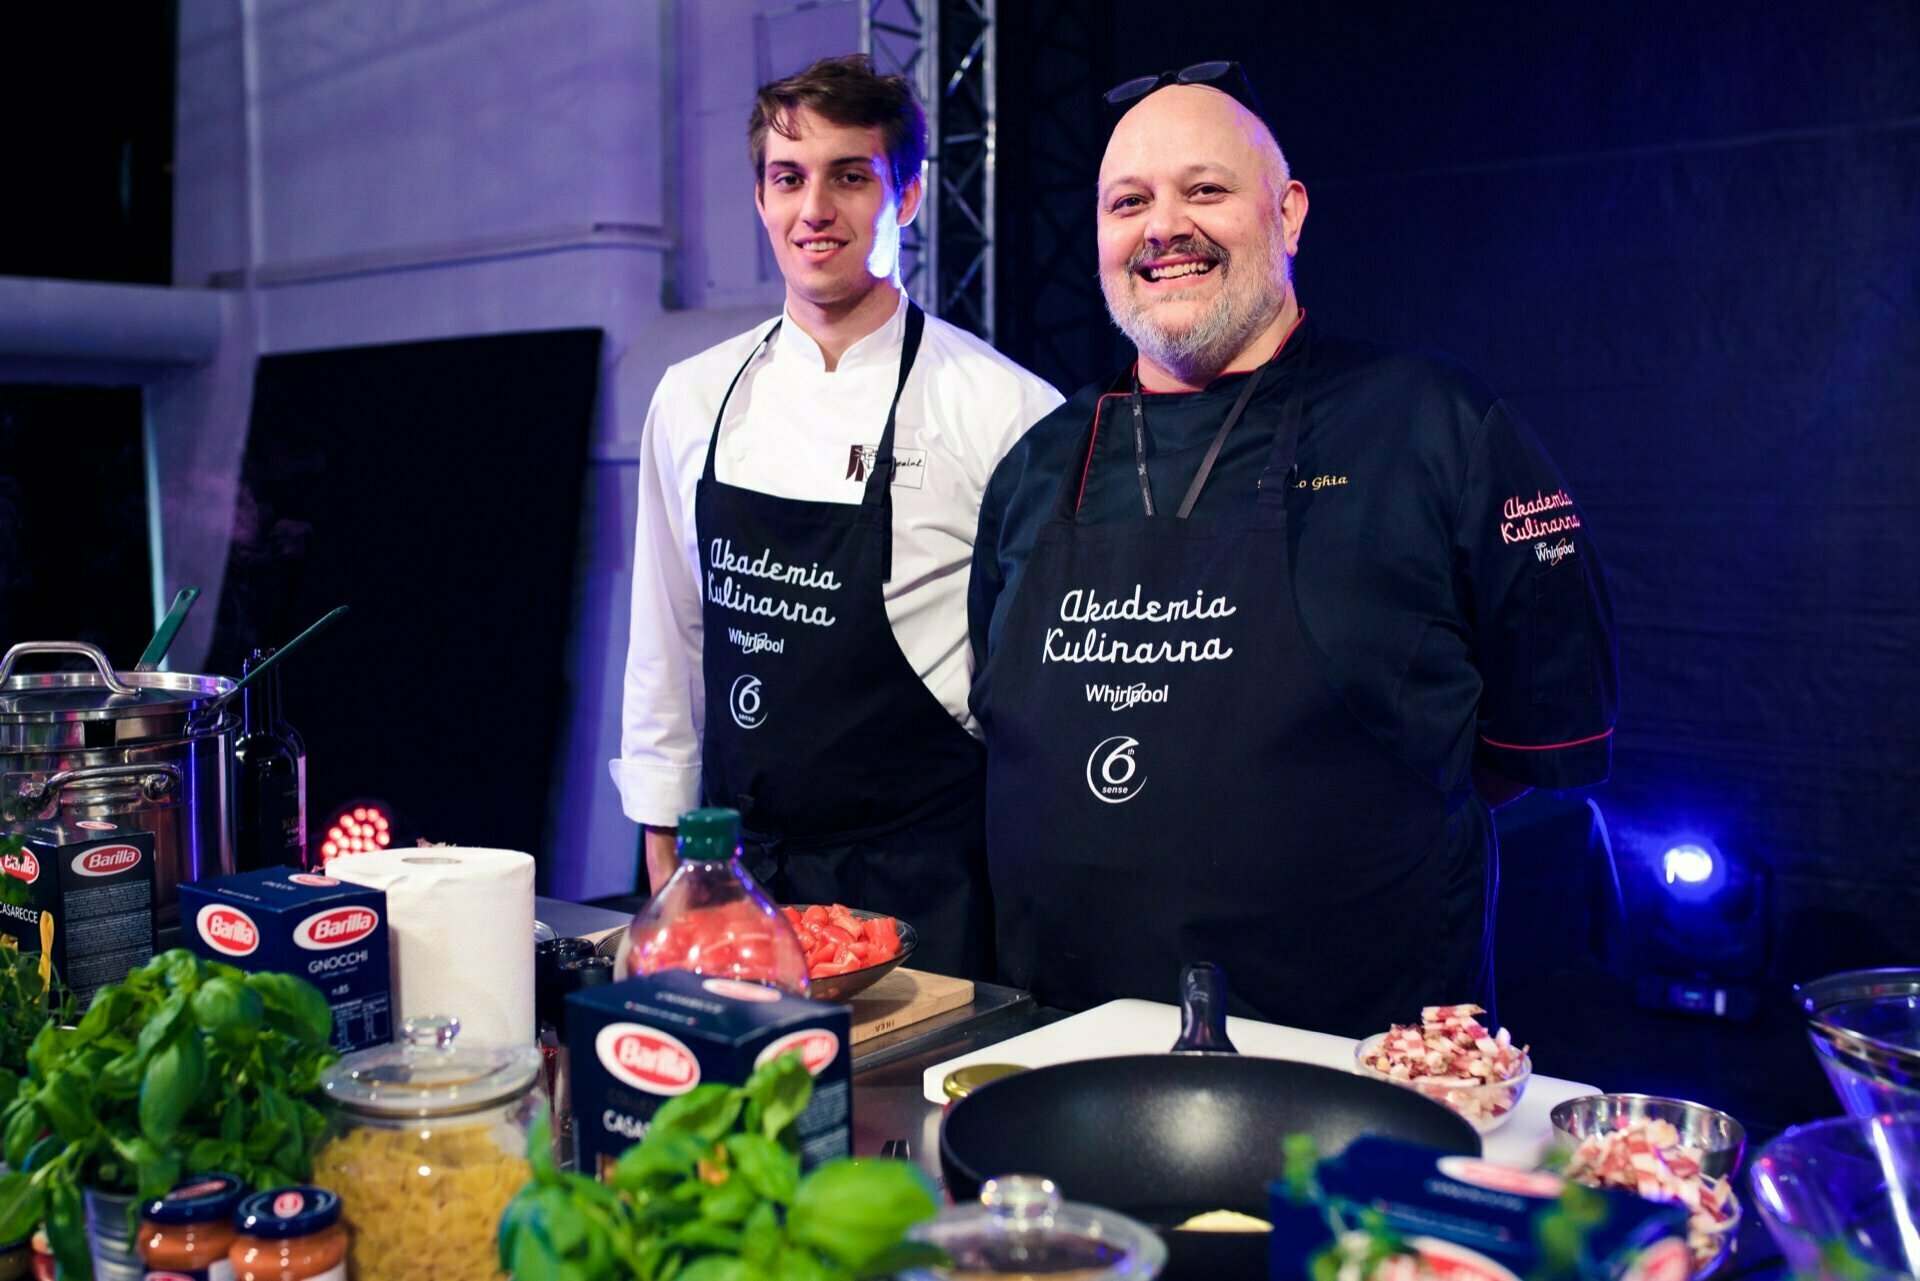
[1086,735,1147,804]
[729,674,766,729]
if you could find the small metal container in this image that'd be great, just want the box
[1549,1093,1747,1178]
[0,641,237,923]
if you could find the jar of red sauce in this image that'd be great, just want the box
[139,1173,246,1280]
[227,1188,347,1281]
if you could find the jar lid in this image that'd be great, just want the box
[236,1187,340,1238]
[320,1015,541,1118]
[906,1175,1167,1278]
[943,1063,1027,1102]
[144,1173,248,1224]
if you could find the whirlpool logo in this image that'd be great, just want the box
[729,674,766,729]
[1086,735,1147,804]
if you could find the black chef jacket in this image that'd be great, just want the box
[970,320,1618,1002]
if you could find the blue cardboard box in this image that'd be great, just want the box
[1270,1137,1692,1281]
[567,970,852,1181]
[181,868,392,1053]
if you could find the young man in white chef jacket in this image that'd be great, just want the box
[611,55,1062,979]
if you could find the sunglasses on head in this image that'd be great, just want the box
[1102,60,1267,124]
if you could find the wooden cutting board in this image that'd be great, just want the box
[849,968,975,1043]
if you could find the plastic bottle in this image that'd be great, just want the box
[625,808,810,995]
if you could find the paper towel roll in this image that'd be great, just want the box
[326,847,536,1047]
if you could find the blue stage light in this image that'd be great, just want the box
[1663,843,1715,886]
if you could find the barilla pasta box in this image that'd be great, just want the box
[568,970,852,1180]
[0,820,156,1007]
[180,868,392,1053]
[1268,1138,1692,1281]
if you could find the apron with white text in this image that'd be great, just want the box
[976,329,1471,1033]
[696,304,990,977]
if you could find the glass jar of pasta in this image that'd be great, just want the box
[313,1015,542,1281]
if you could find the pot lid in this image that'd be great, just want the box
[0,642,231,723]
[321,1016,542,1118]
[905,1176,1167,1279]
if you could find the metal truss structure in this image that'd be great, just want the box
[861,0,996,341]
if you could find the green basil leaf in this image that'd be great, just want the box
[75,984,133,1042]
[526,1113,556,1182]
[220,1096,248,1143]
[47,1180,89,1281]
[2,1098,41,1167]
[647,1084,744,1144]
[244,972,333,1050]
[97,1048,144,1098]
[0,1170,43,1245]
[613,1130,708,1196]
[137,1146,183,1202]
[739,1201,780,1269]
[786,1158,939,1270]
[27,1023,71,1081]
[695,1174,757,1226]
[190,975,263,1041]
[19,1134,61,1175]
[139,1028,206,1145]
[188,1137,229,1171]
[244,1086,291,1159]
[161,949,205,994]
[35,1073,90,1142]
[136,992,189,1060]
[741,1052,811,1144]
[767,1243,843,1281]
[675,1254,754,1281]
[721,1132,799,1205]
[851,1240,948,1279]
[0,1071,16,1112]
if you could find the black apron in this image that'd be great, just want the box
[695,304,991,979]
[975,328,1478,1035]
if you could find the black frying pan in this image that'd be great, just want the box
[939,965,1480,1280]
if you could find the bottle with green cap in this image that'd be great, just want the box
[623,807,811,995]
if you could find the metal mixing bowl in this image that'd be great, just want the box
[1550,1093,1747,1178]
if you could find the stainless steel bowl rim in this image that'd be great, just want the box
[1549,1092,1745,1138]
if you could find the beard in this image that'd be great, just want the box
[1101,230,1289,384]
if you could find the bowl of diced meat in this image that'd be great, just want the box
[1354,1004,1530,1135]
[1551,1094,1745,1277]
[779,903,917,1001]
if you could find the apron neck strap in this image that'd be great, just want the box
[1256,322,1310,504]
[702,319,783,481]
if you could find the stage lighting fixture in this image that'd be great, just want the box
[1630,831,1766,1021]
[318,797,411,863]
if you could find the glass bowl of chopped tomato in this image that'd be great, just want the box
[1354,1033,1531,1135]
[778,903,919,1002]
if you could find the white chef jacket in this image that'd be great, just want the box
[611,293,1063,828]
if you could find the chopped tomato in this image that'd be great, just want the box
[777,902,903,981]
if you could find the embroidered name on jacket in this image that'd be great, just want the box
[706,538,841,627]
[1499,489,1581,545]
[845,444,927,488]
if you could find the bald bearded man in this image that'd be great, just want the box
[969,65,1618,1035]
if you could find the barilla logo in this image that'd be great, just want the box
[1623,1238,1692,1281]
[75,819,117,831]
[0,850,40,884]
[167,1179,229,1200]
[754,1028,839,1077]
[196,905,260,957]
[72,844,142,877]
[147,1273,195,1281]
[289,873,338,887]
[701,978,781,1004]
[272,1190,305,1218]
[294,907,379,950]
[596,1023,700,1096]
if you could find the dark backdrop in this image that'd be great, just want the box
[995,0,1920,1068]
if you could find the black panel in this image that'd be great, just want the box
[0,2,176,285]
[208,330,603,872]
[0,385,151,659]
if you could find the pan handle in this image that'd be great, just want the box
[1171,961,1239,1053]
[0,642,138,695]
[17,763,183,808]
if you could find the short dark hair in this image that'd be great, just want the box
[748,54,927,194]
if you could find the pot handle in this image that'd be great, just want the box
[17,763,183,808]
[1171,961,1239,1054]
[0,642,139,695]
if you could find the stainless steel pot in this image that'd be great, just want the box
[0,641,237,925]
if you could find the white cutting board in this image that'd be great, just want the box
[924,999,1598,1167]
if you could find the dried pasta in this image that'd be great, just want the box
[312,1122,528,1281]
